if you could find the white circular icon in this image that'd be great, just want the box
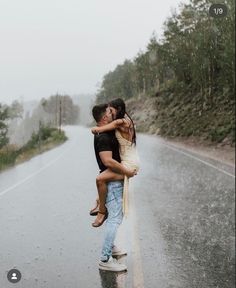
[7,269,21,283]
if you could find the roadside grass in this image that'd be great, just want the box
[0,127,67,172]
[127,86,235,145]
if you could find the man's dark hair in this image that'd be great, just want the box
[92,104,108,123]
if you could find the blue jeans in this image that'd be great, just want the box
[100,180,124,261]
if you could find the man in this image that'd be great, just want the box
[92,103,136,272]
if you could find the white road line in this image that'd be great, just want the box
[129,185,145,288]
[0,144,72,197]
[163,142,235,178]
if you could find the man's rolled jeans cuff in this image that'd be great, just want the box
[100,256,109,262]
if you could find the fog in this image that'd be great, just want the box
[72,94,95,126]
[0,0,188,104]
[6,93,95,147]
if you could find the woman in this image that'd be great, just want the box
[90,98,140,227]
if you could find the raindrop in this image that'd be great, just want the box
[191,254,198,261]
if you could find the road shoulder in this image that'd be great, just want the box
[162,136,235,167]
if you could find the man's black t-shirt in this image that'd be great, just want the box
[94,131,121,172]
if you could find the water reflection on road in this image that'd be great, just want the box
[99,270,127,288]
[0,126,234,288]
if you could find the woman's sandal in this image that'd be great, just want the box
[92,211,108,227]
[89,199,99,216]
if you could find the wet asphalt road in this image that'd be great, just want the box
[0,126,235,288]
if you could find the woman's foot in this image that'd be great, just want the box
[89,199,99,216]
[92,210,108,227]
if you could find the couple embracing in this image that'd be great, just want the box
[90,98,140,272]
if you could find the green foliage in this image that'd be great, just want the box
[152,84,235,142]
[0,125,67,171]
[96,60,136,104]
[51,129,68,141]
[22,126,67,151]
[95,0,235,142]
[0,104,9,149]
[0,100,24,150]
[0,146,20,170]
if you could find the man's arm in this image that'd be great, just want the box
[99,151,136,177]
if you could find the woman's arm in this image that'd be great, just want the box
[91,119,127,134]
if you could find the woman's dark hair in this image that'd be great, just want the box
[108,98,126,119]
[109,98,136,145]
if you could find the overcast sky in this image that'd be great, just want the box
[0,0,187,104]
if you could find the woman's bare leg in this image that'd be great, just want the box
[89,198,99,215]
[92,169,124,227]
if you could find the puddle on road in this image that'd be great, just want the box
[99,270,127,288]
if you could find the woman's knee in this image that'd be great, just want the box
[96,175,104,186]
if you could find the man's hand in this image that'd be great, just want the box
[99,151,137,177]
[124,168,137,178]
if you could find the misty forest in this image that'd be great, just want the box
[96,0,235,143]
[0,95,80,170]
[0,0,235,170]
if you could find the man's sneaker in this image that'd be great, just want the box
[112,246,127,257]
[99,257,127,272]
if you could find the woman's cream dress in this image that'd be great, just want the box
[115,129,140,216]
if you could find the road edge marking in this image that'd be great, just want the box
[162,142,235,178]
[129,184,145,288]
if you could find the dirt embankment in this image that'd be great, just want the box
[127,97,235,166]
